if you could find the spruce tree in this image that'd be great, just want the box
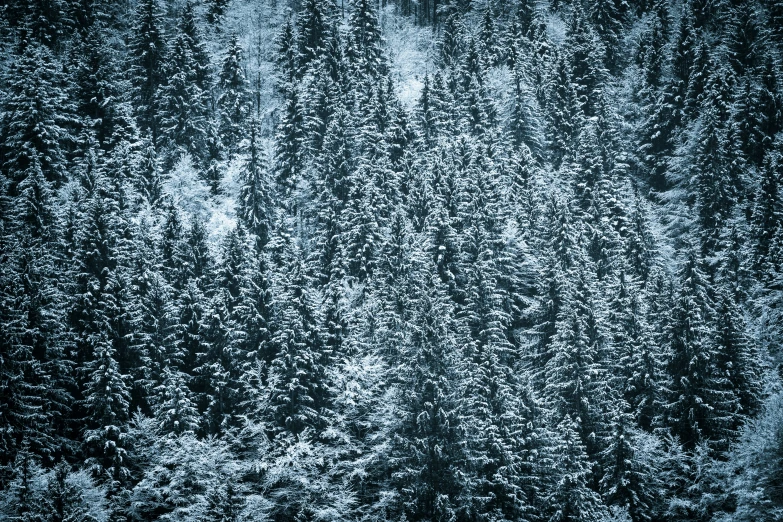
[1,42,69,187]
[269,237,329,436]
[82,337,130,484]
[662,251,737,453]
[565,3,608,118]
[387,269,466,521]
[217,35,251,156]
[153,365,199,436]
[129,0,166,141]
[238,120,271,249]
[346,0,385,79]
[156,23,211,168]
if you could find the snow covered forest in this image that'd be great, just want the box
[2,0,783,518]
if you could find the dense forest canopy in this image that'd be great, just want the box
[1,0,783,519]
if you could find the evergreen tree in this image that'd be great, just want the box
[73,22,136,150]
[692,102,736,255]
[727,2,765,78]
[566,3,608,118]
[662,251,738,453]
[753,148,781,275]
[543,264,611,475]
[297,0,333,75]
[275,82,304,201]
[712,287,762,425]
[35,463,101,521]
[387,269,466,521]
[129,0,166,141]
[137,139,164,206]
[25,0,70,50]
[238,120,271,249]
[82,338,130,484]
[217,35,251,155]
[346,0,385,79]
[153,365,198,436]
[156,20,211,168]
[599,413,659,522]
[269,238,329,435]
[546,52,582,167]
[590,0,624,73]
[547,416,606,522]
[1,42,69,187]
[204,481,243,521]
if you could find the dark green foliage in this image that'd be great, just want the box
[1,42,70,187]
[129,0,166,141]
[0,3,778,521]
[217,35,251,155]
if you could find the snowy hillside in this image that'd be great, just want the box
[1,0,783,520]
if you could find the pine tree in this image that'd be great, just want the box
[590,0,624,73]
[662,251,737,453]
[137,139,164,206]
[753,148,781,275]
[269,238,329,435]
[82,338,130,484]
[275,82,304,201]
[275,16,297,89]
[204,481,244,521]
[183,215,214,289]
[36,463,100,521]
[727,2,765,78]
[547,416,606,522]
[0,153,72,470]
[734,60,782,168]
[637,14,677,190]
[1,42,69,187]
[546,52,582,167]
[343,166,381,283]
[543,264,611,473]
[387,269,466,521]
[156,20,211,168]
[129,0,166,141]
[297,0,334,75]
[154,365,198,436]
[159,202,189,291]
[197,289,236,436]
[692,102,736,255]
[459,237,531,519]
[178,1,211,93]
[346,0,385,79]
[73,22,136,150]
[238,120,271,249]
[24,0,70,50]
[478,6,499,67]
[217,35,251,156]
[599,412,659,522]
[566,3,608,118]
[712,287,762,425]
[206,0,230,25]
[131,269,180,401]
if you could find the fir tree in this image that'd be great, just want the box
[217,35,251,156]
[387,269,466,521]
[238,120,272,249]
[662,251,737,453]
[129,0,166,141]
[156,21,211,168]
[1,42,70,187]
[269,238,329,435]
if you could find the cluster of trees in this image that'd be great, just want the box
[1,0,783,520]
